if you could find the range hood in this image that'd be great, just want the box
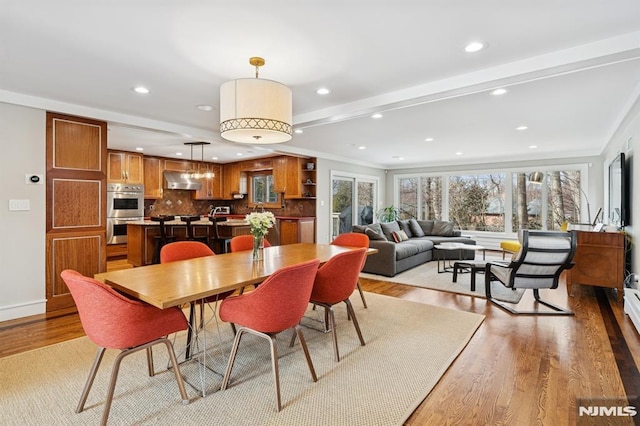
[163,171,202,190]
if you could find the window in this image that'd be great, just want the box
[249,172,280,207]
[449,173,505,232]
[397,176,443,220]
[330,172,378,238]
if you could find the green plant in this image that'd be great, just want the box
[377,205,400,223]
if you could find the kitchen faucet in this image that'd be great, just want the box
[209,206,224,216]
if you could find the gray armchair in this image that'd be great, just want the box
[485,230,577,315]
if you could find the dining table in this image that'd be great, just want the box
[94,243,373,309]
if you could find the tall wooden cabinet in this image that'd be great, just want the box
[566,231,625,297]
[107,151,143,183]
[46,112,107,313]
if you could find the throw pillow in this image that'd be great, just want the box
[365,227,387,241]
[380,221,401,241]
[408,218,425,237]
[352,225,367,234]
[417,220,434,235]
[398,220,414,238]
[432,219,455,236]
[367,223,384,235]
[391,230,409,243]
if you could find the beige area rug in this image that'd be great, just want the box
[0,293,483,426]
[360,255,525,303]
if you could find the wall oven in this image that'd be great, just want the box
[107,183,144,244]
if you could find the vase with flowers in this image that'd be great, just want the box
[245,211,276,260]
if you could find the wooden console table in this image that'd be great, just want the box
[566,230,625,298]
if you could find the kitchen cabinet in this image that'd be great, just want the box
[46,112,107,313]
[194,163,223,200]
[107,151,143,184]
[164,159,193,172]
[222,162,242,199]
[284,157,316,199]
[143,157,163,199]
[272,156,288,193]
[279,217,315,245]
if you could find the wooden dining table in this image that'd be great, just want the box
[95,243,371,309]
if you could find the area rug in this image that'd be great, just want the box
[0,293,484,426]
[360,256,525,303]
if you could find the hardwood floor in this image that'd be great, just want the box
[1,261,638,425]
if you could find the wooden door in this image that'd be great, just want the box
[46,112,107,313]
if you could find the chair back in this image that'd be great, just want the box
[160,241,214,263]
[311,248,368,304]
[230,234,271,252]
[219,259,319,333]
[60,270,187,349]
[331,233,369,270]
[506,230,577,289]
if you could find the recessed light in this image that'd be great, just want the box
[197,105,214,111]
[316,88,331,95]
[392,156,404,160]
[371,113,383,119]
[516,126,529,131]
[464,41,485,53]
[135,147,144,151]
[133,86,149,94]
[176,152,183,156]
[456,152,463,156]
[236,153,243,156]
[424,137,434,142]
[358,146,366,150]
[211,156,218,160]
[294,129,303,134]
[528,145,537,149]
[490,88,507,96]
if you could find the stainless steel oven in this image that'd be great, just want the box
[107,183,144,244]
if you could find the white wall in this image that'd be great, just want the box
[602,96,639,280]
[0,103,46,321]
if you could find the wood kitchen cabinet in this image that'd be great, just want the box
[272,156,288,193]
[143,157,163,199]
[194,163,223,200]
[222,162,241,199]
[46,112,107,313]
[567,231,625,298]
[107,150,143,184]
[284,157,316,199]
[164,159,193,172]
[279,217,316,245]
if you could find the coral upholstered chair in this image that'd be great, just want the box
[219,259,320,412]
[60,270,189,426]
[331,232,369,308]
[296,248,368,362]
[229,234,271,252]
[160,241,234,357]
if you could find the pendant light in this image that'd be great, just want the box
[181,142,214,179]
[219,57,292,144]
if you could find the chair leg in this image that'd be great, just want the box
[268,334,282,412]
[356,279,367,308]
[160,338,190,405]
[220,328,245,391]
[146,347,154,376]
[344,298,366,347]
[294,324,317,382]
[326,306,340,362]
[76,347,107,413]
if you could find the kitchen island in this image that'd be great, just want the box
[126,217,251,266]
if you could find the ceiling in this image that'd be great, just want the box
[2,1,639,168]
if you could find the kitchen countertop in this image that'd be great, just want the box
[130,217,250,226]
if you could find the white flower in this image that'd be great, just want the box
[245,211,276,238]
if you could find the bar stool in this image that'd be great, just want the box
[180,215,208,244]
[150,215,176,264]
[209,216,232,254]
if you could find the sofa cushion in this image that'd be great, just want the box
[365,227,387,241]
[408,219,425,237]
[391,230,409,242]
[394,242,419,260]
[398,220,414,238]
[417,220,434,235]
[403,238,434,252]
[432,220,455,236]
[380,221,401,241]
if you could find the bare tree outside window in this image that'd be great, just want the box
[449,174,505,231]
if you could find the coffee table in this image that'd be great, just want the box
[434,242,485,273]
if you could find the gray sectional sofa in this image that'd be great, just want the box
[352,219,476,277]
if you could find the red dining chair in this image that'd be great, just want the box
[160,241,235,358]
[294,247,368,362]
[219,259,321,412]
[229,234,272,252]
[331,232,370,308]
[60,269,189,426]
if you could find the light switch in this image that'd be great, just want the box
[9,199,30,211]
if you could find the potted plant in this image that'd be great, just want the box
[377,205,400,223]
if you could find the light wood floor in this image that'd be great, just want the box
[1,259,638,425]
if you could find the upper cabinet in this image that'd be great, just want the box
[272,156,288,194]
[222,162,241,199]
[107,151,143,184]
[163,159,193,172]
[143,157,163,199]
[285,157,316,199]
[194,163,223,200]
